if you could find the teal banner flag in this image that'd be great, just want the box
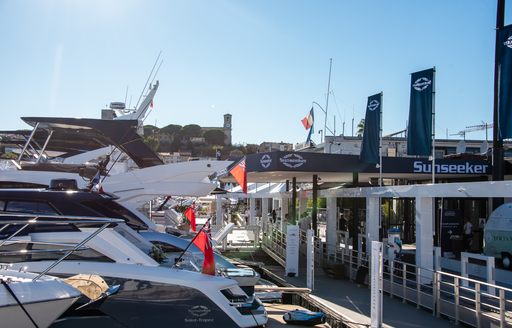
[360,93,382,164]
[498,24,512,140]
[407,68,434,156]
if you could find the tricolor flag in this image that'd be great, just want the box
[301,107,314,143]
[193,230,216,275]
[229,157,247,193]
[184,203,197,232]
[88,170,104,193]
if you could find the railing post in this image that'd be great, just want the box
[499,289,505,328]
[416,267,421,309]
[390,262,394,299]
[435,271,440,317]
[475,283,481,328]
[402,262,407,303]
[349,249,353,281]
[454,277,460,325]
[433,270,438,316]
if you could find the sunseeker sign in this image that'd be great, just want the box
[413,161,490,174]
[280,153,307,169]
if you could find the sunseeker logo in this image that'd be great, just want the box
[368,99,380,111]
[413,77,431,91]
[188,305,211,317]
[504,36,512,48]
[280,153,306,169]
[413,161,489,174]
[260,154,272,168]
[185,305,214,323]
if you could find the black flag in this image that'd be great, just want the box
[407,68,434,156]
[498,24,512,139]
[360,93,382,164]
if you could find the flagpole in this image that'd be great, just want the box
[172,217,212,269]
[323,58,332,143]
[379,92,383,187]
[432,67,436,184]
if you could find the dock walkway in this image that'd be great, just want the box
[266,265,457,328]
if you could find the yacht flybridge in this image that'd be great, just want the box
[0,192,268,327]
[1,81,160,172]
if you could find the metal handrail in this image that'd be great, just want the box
[438,269,512,294]
[0,247,89,256]
[0,212,126,225]
[0,212,124,281]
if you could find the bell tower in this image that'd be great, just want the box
[223,114,232,145]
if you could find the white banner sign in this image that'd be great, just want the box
[285,225,300,277]
[306,229,314,290]
[371,241,383,328]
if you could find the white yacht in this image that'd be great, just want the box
[0,268,81,328]
[0,193,268,327]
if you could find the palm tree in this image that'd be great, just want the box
[356,119,365,137]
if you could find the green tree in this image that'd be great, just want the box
[160,124,182,136]
[180,124,202,139]
[245,144,259,154]
[144,135,160,152]
[143,125,159,136]
[357,119,365,137]
[203,129,225,145]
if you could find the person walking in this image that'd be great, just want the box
[463,219,473,251]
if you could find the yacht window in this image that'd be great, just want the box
[151,241,182,253]
[5,201,58,215]
[81,200,144,230]
[0,200,5,211]
[0,242,114,263]
[0,182,47,189]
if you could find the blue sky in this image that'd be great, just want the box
[0,1,509,145]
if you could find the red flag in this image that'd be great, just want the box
[229,157,247,193]
[193,230,215,275]
[184,203,196,232]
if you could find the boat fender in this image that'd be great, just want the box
[283,309,326,326]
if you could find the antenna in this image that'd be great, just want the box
[451,122,493,140]
[124,86,129,105]
[351,105,354,137]
[134,51,162,110]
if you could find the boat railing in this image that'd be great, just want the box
[0,212,124,280]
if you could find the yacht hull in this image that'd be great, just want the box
[13,262,267,328]
[0,297,78,328]
[0,270,80,328]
